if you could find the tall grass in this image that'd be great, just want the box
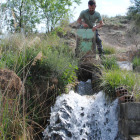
[102,56,119,70]
[0,33,78,139]
[0,96,33,139]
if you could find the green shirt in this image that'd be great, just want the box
[79,9,102,28]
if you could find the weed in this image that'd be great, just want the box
[132,56,140,69]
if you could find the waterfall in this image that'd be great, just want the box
[43,80,123,140]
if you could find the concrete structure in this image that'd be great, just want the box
[119,102,140,139]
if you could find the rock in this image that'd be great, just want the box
[0,69,22,99]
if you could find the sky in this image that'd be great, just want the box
[71,0,131,21]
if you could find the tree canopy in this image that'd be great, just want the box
[1,0,81,33]
[127,0,140,26]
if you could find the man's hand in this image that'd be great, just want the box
[83,23,88,28]
[92,26,97,32]
[77,17,88,28]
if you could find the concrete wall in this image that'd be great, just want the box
[119,102,140,139]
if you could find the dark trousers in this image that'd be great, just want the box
[96,30,103,54]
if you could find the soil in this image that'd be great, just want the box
[69,16,140,61]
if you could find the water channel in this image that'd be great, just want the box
[43,79,126,140]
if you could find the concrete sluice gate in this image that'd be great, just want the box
[43,80,125,140]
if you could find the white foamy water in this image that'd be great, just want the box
[43,90,120,140]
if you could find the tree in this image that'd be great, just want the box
[127,0,140,26]
[38,0,81,32]
[1,0,40,33]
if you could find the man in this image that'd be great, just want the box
[77,0,104,57]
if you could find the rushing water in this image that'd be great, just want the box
[43,80,123,140]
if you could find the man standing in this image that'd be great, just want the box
[77,0,104,57]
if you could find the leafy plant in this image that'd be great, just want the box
[38,0,81,32]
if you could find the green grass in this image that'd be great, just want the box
[0,33,79,139]
[132,56,140,69]
[101,68,140,100]
[102,56,119,70]
[103,44,116,55]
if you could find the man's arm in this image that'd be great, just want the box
[77,17,88,28]
[92,20,104,31]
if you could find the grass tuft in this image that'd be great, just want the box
[103,44,116,55]
[101,68,140,99]
[102,56,119,70]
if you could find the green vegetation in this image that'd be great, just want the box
[100,55,140,101]
[132,56,140,69]
[0,98,32,140]
[102,56,118,70]
[1,0,81,33]
[103,44,116,55]
[101,68,140,99]
[0,32,78,139]
[127,0,140,27]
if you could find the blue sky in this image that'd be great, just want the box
[72,0,131,21]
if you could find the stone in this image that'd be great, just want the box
[0,69,22,99]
